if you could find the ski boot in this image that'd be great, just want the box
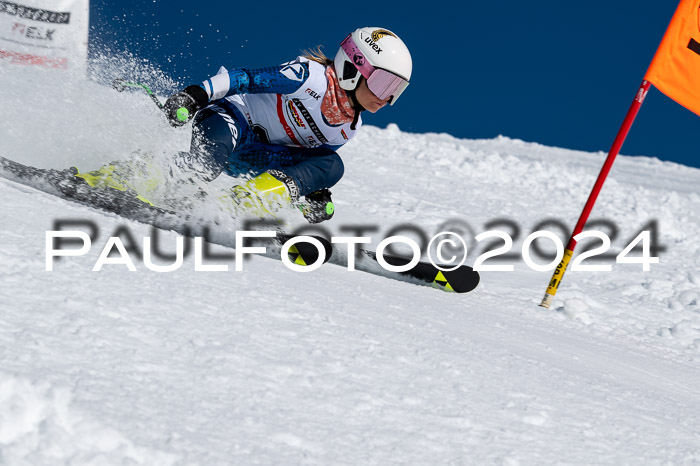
[73,161,156,206]
[224,170,299,218]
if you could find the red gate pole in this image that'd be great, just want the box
[539,80,652,309]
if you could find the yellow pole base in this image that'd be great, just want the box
[538,248,574,309]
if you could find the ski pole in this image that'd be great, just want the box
[112,78,190,123]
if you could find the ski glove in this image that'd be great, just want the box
[299,189,335,224]
[164,85,209,126]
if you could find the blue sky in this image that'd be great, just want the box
[89,0,700,169]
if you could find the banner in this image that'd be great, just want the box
[645,0,700,117]
[0,0,89,71]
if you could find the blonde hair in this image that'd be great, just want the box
[302,46,334,66]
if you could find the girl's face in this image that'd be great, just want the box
[355,78,391,113]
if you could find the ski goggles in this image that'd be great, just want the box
[340,35,409,104]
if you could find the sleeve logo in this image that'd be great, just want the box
[280,62,305,82]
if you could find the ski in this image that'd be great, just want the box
[325,246,479,293]
[0,156,332,266]
[1,156,478,292]
[0,155,177,222]
[361,250,480,293]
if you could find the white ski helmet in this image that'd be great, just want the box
[334,27,412,105]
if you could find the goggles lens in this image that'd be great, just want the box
[367,69,409,102]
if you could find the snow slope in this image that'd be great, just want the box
[1,63,700,465]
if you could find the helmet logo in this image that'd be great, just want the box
[364,36,383,54]
[371,29,396,42]
[353,53,365,66]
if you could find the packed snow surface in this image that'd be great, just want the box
[1,64,700,465]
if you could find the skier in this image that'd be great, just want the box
[77,27,412,223]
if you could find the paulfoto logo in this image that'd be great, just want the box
[44,218,664,274]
